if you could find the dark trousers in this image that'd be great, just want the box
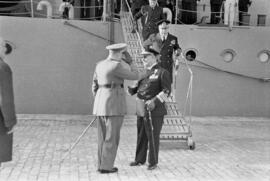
[181,1,197,24]
[134,115,164,166]
[210,3,222,24]
[160,59,173,81]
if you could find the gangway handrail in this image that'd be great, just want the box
[180,53,193,123]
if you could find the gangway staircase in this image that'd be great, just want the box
[120,10,195,150]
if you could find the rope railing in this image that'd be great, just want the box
[34,11,59,18]
[0,0,30,3]
[174,16,254,27]
[32,11,104,20]
[0,12,30,15]
[72,5,103,9]
[174,8,258,27]
[188,59,270,82]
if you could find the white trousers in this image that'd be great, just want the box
[224,1,237,26]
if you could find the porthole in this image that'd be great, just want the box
[257,50,270,63]
[220,49,236,63]
[184,49,198,61]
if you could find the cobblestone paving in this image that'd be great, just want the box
[0,115,269,181]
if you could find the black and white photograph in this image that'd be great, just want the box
[0,0,269,180]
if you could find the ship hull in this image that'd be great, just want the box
[1,16,269,116]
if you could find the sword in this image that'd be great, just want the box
[145,108,157,164]
[60,117,97,164]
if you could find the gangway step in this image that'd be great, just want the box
[160,116,191,142]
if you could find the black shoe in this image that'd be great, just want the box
[129,161,143,166]
[147,164,157,170]
[99,167,118,174]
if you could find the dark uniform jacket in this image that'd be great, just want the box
[0,59,16,163]
[239,0,251,12]
[130,64,171,116]
[143,33,181,80]
[134,5,165,40]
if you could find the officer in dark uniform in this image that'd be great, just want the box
[210,0,224,24]
[143,19,181,81]
[130,0,149,16]
[133,0,165,41]
[128,47,171,170]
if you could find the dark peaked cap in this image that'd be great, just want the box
[156,19,170,26]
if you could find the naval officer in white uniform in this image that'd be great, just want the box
[224,0,239,27]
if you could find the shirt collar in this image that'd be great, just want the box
[160,33,168,41]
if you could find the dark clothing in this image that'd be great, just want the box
[131,64,171,166]
[0,59,16,163]
[134,5,165,40]
[159,33,181,81]
[136,66,171,116]
[143,33,181,81]
[158,0,167,7]
[165,1,175,23]
[135,115,163,165]
[239,0,251,12]
[210,0,223,24]
[136,65,172,100]
[210,0,224,6]
[181,0,198,24]
[239,0,251,25]
[95,0,103,20]
[131,0,148,16]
